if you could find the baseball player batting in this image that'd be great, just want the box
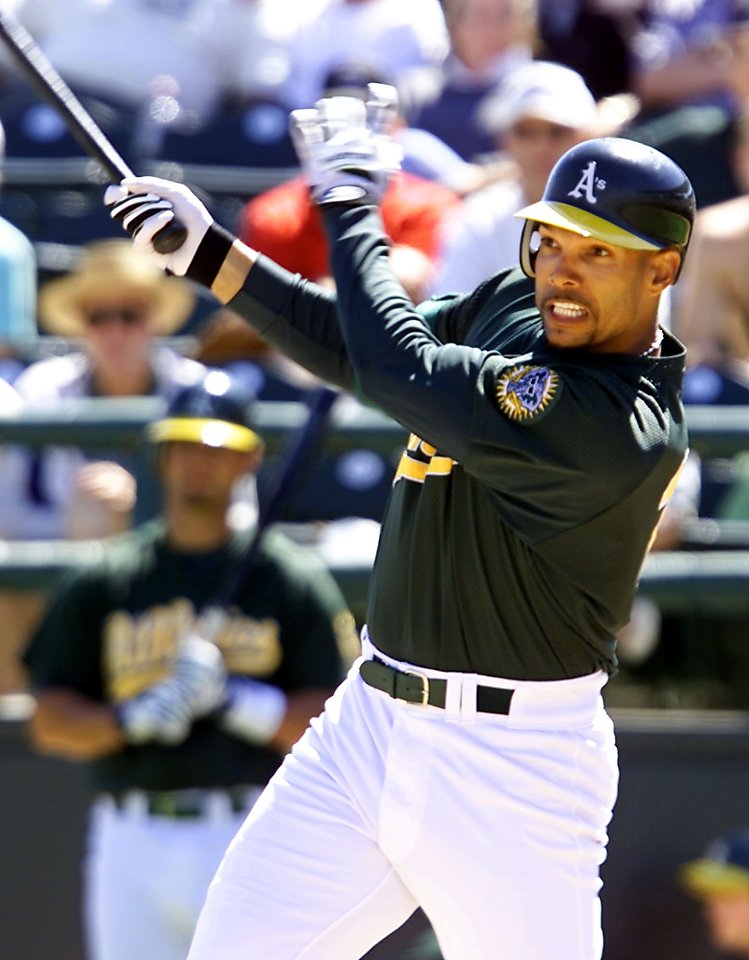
[105,86,695,960]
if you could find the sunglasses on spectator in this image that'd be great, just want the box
[83,304,149,327]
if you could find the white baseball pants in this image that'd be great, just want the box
[187,641,619,960]
[84,791,258,960]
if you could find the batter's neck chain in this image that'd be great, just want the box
[639,327,663,358]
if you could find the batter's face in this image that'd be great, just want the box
[533,225,680,355]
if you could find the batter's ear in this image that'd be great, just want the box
[650,248,681,291]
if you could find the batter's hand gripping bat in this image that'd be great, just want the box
[0,11,186,253]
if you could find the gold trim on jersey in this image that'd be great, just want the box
[393,434,457,486]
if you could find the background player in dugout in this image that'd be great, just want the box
[104,88,695,960]
[22,371,355,960]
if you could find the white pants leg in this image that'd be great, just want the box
[84,798,250,960]
[188,652,619,960]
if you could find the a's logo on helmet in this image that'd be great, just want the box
[496,364,560,422]
[567,160,606,205]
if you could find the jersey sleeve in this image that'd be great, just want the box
[231,254,359,393]
[323,205,512,458]
[22,566,109,698]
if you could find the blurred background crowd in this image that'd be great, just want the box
[0,0,746,706]
[0,0,745,696]
[3,3,749,956]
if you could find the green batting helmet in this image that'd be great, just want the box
[149,371,261,453]
[515,136,695,279]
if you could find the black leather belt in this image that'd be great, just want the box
[360,658,514,715]
[109,786,255,818]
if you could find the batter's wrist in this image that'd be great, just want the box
[186,223,235,288]
[186,226,257,304]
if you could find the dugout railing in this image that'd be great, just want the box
[0,400,748,618]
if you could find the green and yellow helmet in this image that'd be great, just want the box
[515,136,695,279]
[679,830,749,899]
[149,371,261,453]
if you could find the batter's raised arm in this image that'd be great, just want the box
[104,177,356,392]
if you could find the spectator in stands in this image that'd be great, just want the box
[237,74,463,303]
[679,827,749,957]
[631,0,749,117]
[428,60,599,295]
[623,0,749,207]
[321,62,498,198]
[0,376,24,691]
[0,238,205,541]
[10,0,274,127]
[0,239,205,693]
[0,0,100,88]
[20,370,353,960]
[673,104,749,384]
[281,0,449,111]
[0,114,38,384]
[403,0,537,162]
[536,0,646,101]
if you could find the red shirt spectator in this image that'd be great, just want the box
[237,171,461,300]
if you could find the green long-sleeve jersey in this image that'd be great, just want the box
[23,522,351,793]
[230,205,688,680]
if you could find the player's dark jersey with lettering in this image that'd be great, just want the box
[23,521,352,793]
[230,205,688,681]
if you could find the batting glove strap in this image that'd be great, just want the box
[187,223,236,288]
[219,676,287,745]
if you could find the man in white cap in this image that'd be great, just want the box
[428,60,600,295]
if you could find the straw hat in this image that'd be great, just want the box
[38,239,195,337]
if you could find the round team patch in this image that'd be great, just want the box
[495,364,560,422]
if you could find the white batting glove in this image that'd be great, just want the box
[116,635,227,746]
[219,676,287,745]
[116,679,196,745]
[289,82,402,206]
[104,176,235,286]
[171,634,228,718]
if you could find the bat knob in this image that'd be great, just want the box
[152,219,187,254]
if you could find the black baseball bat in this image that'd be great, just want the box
[209,385,340,613]
[0,11,186,254]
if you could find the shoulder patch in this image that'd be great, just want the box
[495,364,561,422]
